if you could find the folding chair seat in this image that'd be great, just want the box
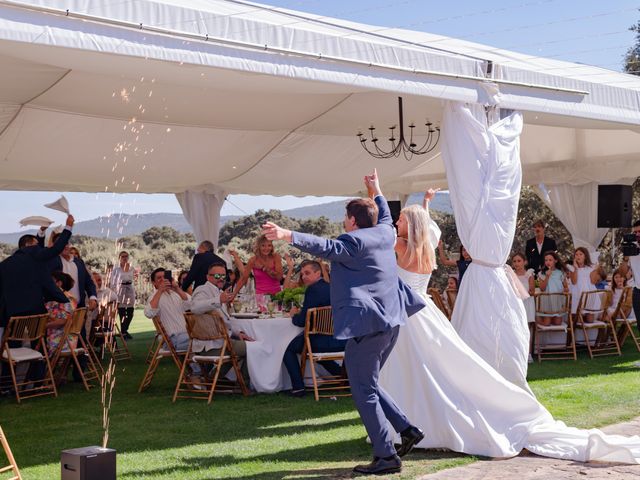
[300,306,350,401]
[0,426,22,480]
[173,311,248,403]
[138,316,187,393]
[534,292,576,361]
[92,301,131,362]
[574,290,620,358]
[0,314,57,403]
[610,286,639,352]
[428,288,450,319]
[51,308,101,391]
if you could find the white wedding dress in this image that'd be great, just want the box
[379,266,640,463]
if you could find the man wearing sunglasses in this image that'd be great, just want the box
[191,262,252,386]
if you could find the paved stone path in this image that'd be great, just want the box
[419,417,640,480]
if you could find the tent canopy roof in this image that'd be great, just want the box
[1,0,640,197]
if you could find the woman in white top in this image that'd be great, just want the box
[379,189,640,463]
[109,251,136,339]
[567,247,606,321]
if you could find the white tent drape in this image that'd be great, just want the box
[442,101,532,393]
[535,181,635,258]
[175,186,227,248]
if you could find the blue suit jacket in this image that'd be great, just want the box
[291,195,425,339]
[0,229,71,327]
[291,278,331,328]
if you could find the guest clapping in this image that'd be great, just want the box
[233,235,283,296]
[438,241,472,284]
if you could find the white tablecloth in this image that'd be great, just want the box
[229,316,303,393]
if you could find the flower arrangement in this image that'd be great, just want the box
[272,286,306,308]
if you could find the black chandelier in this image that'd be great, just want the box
[357,97,440,161]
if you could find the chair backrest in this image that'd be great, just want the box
[428,288,450,318]
[305,306,334,336]
[609,286,633,320]
[152,316,183,359]
[445,289,457,311]
[98,301,118,330]
[4,314,49,342]
[68,308,88,336]
[184,311,228,342]
[577,290,611,320]
[535,292,571,317]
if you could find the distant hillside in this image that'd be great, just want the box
[0,192,451,244]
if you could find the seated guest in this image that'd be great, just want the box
[144,267,192,352]
[45,271,77,356]
[88,272,118,336]
[181,240,226,292]
[282,260,346,397]
[191,262,252,385]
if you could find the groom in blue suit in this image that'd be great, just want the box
[263,169,426,475]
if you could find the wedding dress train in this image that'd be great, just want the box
[379,267,640,463]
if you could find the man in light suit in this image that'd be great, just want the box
[263,170,425,475]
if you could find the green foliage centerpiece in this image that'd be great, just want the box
[272,286,306,310]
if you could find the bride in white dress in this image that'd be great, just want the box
[379,191,640,463]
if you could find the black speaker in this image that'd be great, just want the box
[388,200,401,227]
[597,185,632,228]
[61,446,116,480]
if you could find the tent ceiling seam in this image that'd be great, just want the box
[0,68,71,139]
[220,93,354,184]
[0,1,589,96]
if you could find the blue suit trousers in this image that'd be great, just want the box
[345,326,410,458]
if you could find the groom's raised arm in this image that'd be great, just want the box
[262,222,361,262]
[374,195,393,227]
[291,231,362,262]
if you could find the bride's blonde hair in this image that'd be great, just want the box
[400,204,436,273]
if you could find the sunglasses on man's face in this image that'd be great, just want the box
[207,273,226,280]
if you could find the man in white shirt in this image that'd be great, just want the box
[144,268,191,350]
[87,272,119,337]
[191,262,252,386]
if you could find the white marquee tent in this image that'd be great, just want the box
[1,0,640,247]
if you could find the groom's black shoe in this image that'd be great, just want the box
[353,455,401,475]
[396,426,425,457]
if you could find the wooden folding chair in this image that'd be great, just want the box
[610,286,640,352]
[0,426,22,480]
[92,302,131,362]
[173,312,248,403]
[0,314,57,403]
[51,308,101,391]
[445,289,457,315]
[428,288,450,319]
[300,306,350,401]
[138,316,187,393]
[534,292,576,361]
[574,290,620,358]
[145,331,161,365]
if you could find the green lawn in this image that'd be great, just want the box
[1,311,640,479]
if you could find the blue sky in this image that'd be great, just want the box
[1,0,638,232]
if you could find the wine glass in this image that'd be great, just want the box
[267,301,276,317]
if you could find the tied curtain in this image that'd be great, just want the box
[536,182,608,259]
[441,101,531,393]
[176,187,227,248]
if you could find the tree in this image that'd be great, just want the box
[624,16,640,75]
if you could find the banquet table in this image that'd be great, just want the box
[229,315,303,393]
